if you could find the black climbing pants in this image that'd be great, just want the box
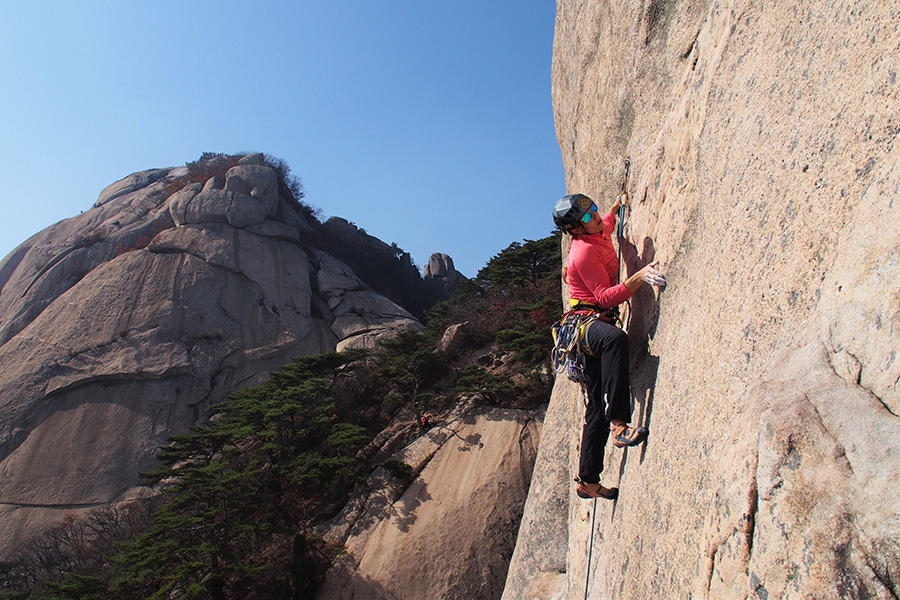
[578,319,633,484]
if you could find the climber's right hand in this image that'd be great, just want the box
[625,260,666,292]
[638,261,666,287]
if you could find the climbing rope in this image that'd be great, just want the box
[617,157,632,329]
[583,157,631,600]
[584,497,598,599]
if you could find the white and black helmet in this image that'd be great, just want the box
[552,193,594,232]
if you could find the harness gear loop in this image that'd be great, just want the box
[550,304,621,405]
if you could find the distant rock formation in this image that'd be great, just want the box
[317,218,455,318]
[0,154,422,555]
[423,252,464,300]
[505,1,900,598]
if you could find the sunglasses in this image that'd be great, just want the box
[580,203,598,223]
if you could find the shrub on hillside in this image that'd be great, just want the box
[426,232,562,359]
[262,153,321,223]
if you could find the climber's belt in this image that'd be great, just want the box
[569,301,619,324]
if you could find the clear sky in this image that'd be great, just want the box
[0,2,563,278]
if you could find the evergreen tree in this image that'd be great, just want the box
[475,231,561,291]
[112,350,374,600]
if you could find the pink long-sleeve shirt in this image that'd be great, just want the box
[566,210,632,308]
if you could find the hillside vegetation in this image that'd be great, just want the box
[0,229,561,600]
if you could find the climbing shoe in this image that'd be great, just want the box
[575,481,618,500]
[611,423,649,448]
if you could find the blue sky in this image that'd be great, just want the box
[0,2,563,278]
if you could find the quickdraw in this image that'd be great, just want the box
[617,157,630,241]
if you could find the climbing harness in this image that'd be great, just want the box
[550,303,620,405]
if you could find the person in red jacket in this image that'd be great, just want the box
[553,193,666,500]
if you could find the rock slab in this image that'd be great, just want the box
[317,405,542,600]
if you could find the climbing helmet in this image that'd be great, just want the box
[553,193,596,232]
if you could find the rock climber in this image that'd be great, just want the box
[552,192,666,500]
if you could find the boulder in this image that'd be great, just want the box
[435,321,470,357]
[423,252,464,300]
[224,164,279,215]
[201,175,223,192]
[423,252,456,280]
[168,182,203,226]
[237,152,266,166]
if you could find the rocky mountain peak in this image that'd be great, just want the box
[423,252,464,300]
[0,153,429,554]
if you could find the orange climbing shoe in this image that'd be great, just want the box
[575,481,618,500]
[611,423,649,448]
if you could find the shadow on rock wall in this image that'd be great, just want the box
[622,235,662,465]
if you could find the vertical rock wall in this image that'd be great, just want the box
[507,1,899,598]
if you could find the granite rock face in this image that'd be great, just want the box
[316,404,542,600]
[506,1,900,598]
[317,217,447,317]
[0,155,421,555]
